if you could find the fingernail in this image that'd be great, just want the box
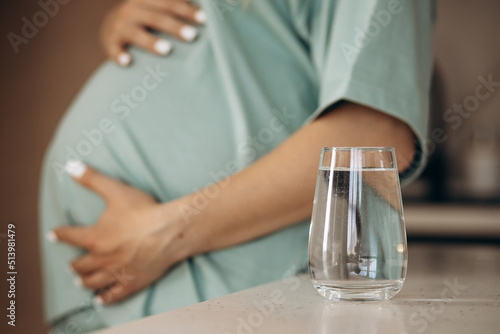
[117,52,131,67]
[94,295,104,306]
[74,276,83,288]
[65,159,87,179]
[180,25,198,42]
[154,39,172,55]
[194,10,206,24]
[46,231,58,243]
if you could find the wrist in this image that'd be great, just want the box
[157,195,202,265]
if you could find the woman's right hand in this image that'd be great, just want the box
[100,0,206,67]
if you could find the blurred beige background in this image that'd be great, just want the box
[1,1,119,332]
[1,1,499,333]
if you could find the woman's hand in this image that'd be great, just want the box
[51,161,189,304]
[100,0,206,66]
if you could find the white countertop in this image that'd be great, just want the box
[95,243,500,334]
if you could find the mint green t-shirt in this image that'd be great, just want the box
[40,0,434,326]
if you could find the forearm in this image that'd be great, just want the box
[163,102,416,260]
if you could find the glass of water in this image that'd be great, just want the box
[308,147,407,301]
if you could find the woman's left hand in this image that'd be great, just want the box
[52,161,188,305]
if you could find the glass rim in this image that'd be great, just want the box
[321,147,395,152]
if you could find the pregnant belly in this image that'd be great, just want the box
[48,53,237,203]
[46,38,315,206]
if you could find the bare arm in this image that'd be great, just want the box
[171,102,415,258]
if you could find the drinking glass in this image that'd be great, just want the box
[308,147,407,301]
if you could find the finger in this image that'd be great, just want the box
[135,9,199,42]
[64,160,127,202]
[100,4,133,66]
[52,225,93,248]
[110,43,132,67]
[165,1,206,25]
[102,28,132,66]
[135,0,206,25]
[71,252,119,275]
[126,27,173,56]
[107,43,132,67]
[79,270,116,291]
[71,254,101,275]
[95,281,137,305]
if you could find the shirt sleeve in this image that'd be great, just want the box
[296,0,435,185]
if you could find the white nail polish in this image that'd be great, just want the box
[117,53,131,67]
[154,39,172,55]
[94,296,104,306]
[46,231,58,243]
[180,26,198,42]
[65,159,87,179]
[194,10,206,24]
[74,276,83,288]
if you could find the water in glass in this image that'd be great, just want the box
[309,148,407,301]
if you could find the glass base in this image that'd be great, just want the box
[313,280,403,301]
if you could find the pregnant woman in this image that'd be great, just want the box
[40,0,434,331]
